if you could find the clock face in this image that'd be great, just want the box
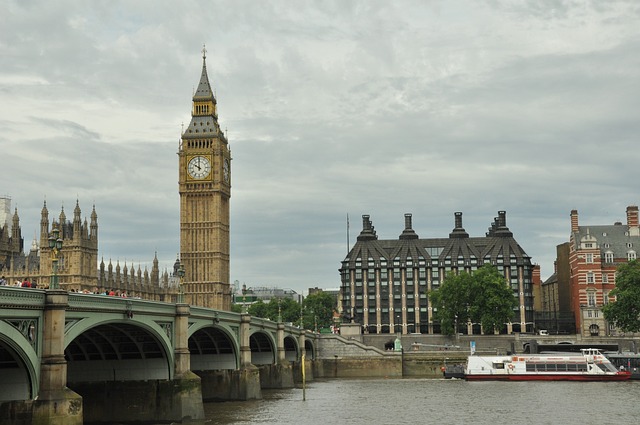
[187,156,211,179]
[223,158,230,183]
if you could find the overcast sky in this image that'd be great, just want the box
[2,0,639,294]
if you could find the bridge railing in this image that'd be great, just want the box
[0,286,46,309]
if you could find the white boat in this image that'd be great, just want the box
[465,348,631,381]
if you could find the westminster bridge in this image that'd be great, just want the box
[0,286,317,425]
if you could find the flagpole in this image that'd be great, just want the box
[346,213,350,254]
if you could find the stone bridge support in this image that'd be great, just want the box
[293,332,312,384]
[171,303,205,421]
[32,290,82,425]
[236,313,262,399]
[259,323,294,390]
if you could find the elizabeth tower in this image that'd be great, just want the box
[178,47,231,310]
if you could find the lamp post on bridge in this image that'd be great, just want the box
[48,223,62,290]
[277,298,282,323]
[177,263,185,303]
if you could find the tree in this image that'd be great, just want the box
[429,265,516,335]
[302,291,336,331]
[247,299,268,318]
[247,298,301,323]
[469,265,517,334]
[602,260,640,333]
[429,272,473,335]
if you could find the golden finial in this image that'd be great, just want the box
[202,44,207,60]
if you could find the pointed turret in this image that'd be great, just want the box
[90,204,98,240]
[194,45,215,102]
[73,200,81,240]
[58,206,67,239]
[182,45,226,143]
[12,208,20,241]
[151,252,159,286]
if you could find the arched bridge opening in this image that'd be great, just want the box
[250,331,275,365]
[65,322,170,382]
[189,326,237,370]
[188,325,243,402]
[0,339,32,401]
[284,335,298,362]
[305,339,315,360]
[64,322,173,424]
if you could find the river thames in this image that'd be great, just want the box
[202,378,640,424]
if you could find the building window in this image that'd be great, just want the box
[586,253,593,263]
[587,272,595,284]
[604,251,614,263]
[585,243,593,248]
[628,251,637,261]
[602,274,608,283]
[587,292,596,307]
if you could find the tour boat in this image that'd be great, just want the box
[464,348,631,381]
[604,352,640,380]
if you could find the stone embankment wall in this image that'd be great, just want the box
[313,334,640,379]
[313,335,467,379]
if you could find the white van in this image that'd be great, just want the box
[538,330,548,336]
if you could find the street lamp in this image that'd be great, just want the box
[278,298,282,323]
[177,263,185,303]
[242,287,247,313]
[48,223,62,290]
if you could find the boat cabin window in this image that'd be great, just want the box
[525,362,588,372]
[493,362,506,369]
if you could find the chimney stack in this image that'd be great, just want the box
[570,210,579,233]
[627,205,639,236]
[404,213,412,230]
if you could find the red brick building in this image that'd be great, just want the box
[567,206,640,336]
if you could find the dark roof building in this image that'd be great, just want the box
[564,206,640,337]
[340,211,535,335]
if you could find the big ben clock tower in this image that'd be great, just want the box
[178,46,231,310]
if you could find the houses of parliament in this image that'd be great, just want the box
[0,48,232,310]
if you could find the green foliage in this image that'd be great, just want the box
[470,265,518,333]
[240,291,336,331]
[230,303,242,313]
[246,298,301,323]
[247,299,268,318]
[602,260,640,333]
[302,291,336,330]
[429,272,473,335]
[429,265,516,335]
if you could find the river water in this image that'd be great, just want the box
[203,378,640,425]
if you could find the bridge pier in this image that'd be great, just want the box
[32,290,82,425]
[173,304,205,421]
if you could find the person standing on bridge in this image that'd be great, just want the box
[0,276,6,286]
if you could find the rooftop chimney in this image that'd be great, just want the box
[570,209,579,233]
[627,205,639,236]
[357,215,378,241]
[449,212,469,238]
[399,213,418,240]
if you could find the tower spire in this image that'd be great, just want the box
[194,46,214,102]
